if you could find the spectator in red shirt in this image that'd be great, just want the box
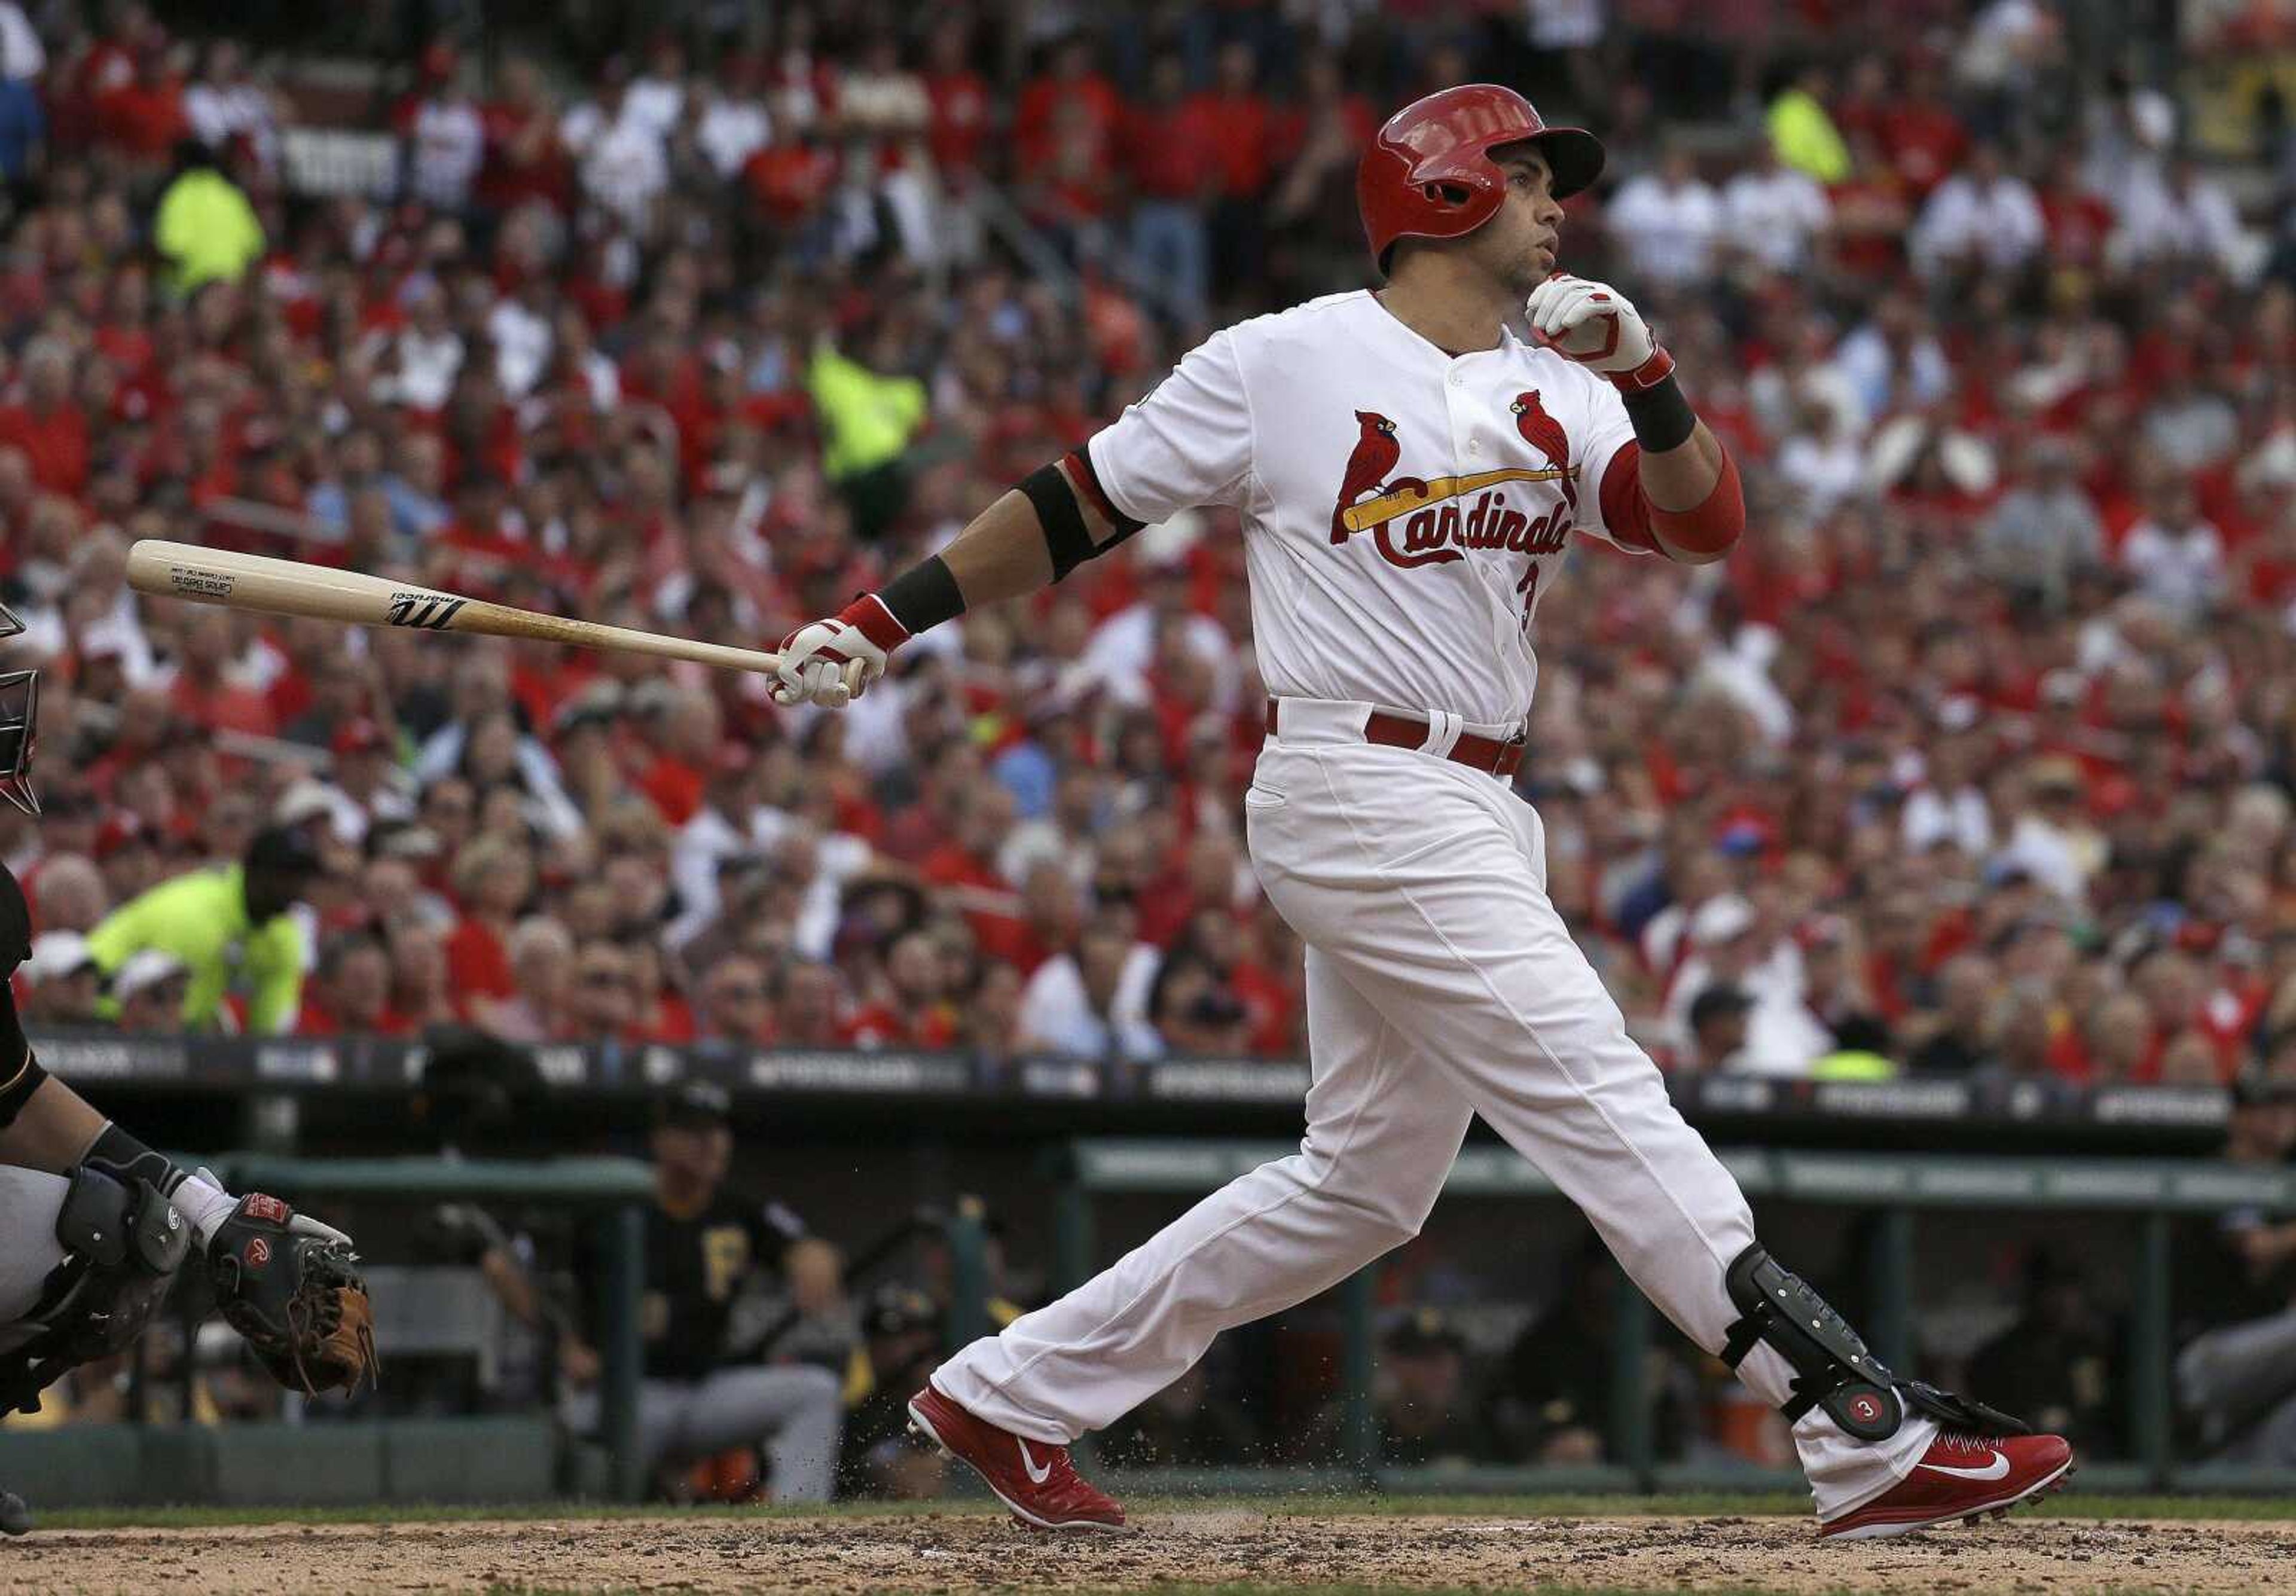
[296,931,409,1036]
[480,56,576,216]
[921,16,990,187]
[743,127,841,234]
[625,938,695,1043]
[844,929,959,1049]
[381,916,457,1032]
[2035,148,2117,273]
[444,835,532,1009]
[1013,34,1120,175]
[1024,96,1120,258]
[0,338,90,495]
[166,608,277,739]
[1138,830,1244,949]
[1122,54,1215,323]
[97,35,188,168]
[1188,39,1276,304]
[469,915,572,1043]
[1877,57,1969,199]
[1826,131,1914,280]
[635,686,722,827]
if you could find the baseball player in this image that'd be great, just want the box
[771,86,2071,1539]
[0,624,374,1536]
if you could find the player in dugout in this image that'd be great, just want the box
[771,87,2072,1539]
[556,1081,845,1502]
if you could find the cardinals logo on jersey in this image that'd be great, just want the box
[1329,411,1426,545]
[1327,398,1580,570]
[1510,390,1576,514]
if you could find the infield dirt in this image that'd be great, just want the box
[5,1509,2293,1595]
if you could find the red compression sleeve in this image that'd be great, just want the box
[1596,443,1656,553]
[1647,445,1744,558]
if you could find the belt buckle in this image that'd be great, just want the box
[1497,724,1528,774]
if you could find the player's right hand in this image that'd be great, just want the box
[1526,272,1658,379]
[773,595,908,707]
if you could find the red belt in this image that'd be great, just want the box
[1263,700,1526,779]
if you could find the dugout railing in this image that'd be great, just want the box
[1052,1140,2296,1497]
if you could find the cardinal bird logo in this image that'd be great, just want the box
[1330,411,1427,544]
[1510,390,1575,512]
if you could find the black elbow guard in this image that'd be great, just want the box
[1023,451,1143,582]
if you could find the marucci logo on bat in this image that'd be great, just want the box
[387,592,467,630]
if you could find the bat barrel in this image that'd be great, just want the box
[126,539,423,627]
[124,538,846,691]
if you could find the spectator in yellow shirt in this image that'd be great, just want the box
[153,139,265,294]
[84,826,323,1034]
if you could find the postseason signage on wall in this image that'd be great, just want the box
[29,1030,2235,1143]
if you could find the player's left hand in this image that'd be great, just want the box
[1526,273,1657,377]
[206,1191,378,1396]
[773,596,906,708]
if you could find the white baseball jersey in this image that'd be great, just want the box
[1084,289,1647,728]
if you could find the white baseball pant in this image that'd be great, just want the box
[0,1168,69,1331]
[933,699,1936,1517]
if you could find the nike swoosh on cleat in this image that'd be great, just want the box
[1016,1438,1053,1485]
[1918,1451,2011,1482]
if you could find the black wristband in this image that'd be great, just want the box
[877,555,966,636]
[1621,373,1697,454]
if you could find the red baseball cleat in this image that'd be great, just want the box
[906,1385,1126,1532]
[1819,1430,2074,1540]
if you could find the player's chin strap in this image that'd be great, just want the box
[1717,1242,2032,1444]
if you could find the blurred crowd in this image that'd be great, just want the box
[5,0,2296,1095]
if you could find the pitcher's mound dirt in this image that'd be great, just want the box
[6,1510,2291,1594]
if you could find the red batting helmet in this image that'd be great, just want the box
[1357,84,1605,274]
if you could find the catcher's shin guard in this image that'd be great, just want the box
[1718,1243,2031,1442]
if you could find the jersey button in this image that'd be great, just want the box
[1447,371,1465,388]
[1467,439,1482,456]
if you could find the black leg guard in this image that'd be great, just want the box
[1719,1243,2031,1444]
[0,1165,189,1417]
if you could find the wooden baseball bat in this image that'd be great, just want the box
[124,540,865,694]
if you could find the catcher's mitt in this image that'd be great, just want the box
[207,1192,378,1395]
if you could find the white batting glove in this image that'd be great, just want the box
[773,594,907,707]
[1526,273,1672,390]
